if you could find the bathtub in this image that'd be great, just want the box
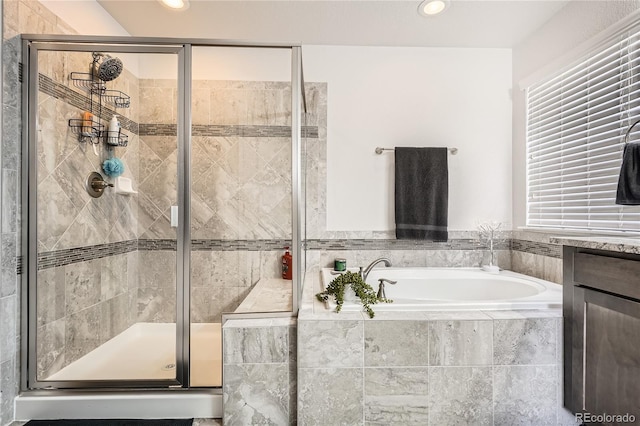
[320,267,562,311]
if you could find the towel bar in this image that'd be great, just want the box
[375,147,458,155]
[624,118,640,145]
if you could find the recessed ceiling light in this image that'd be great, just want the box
[418,0,450,16]
[159,0,190,11]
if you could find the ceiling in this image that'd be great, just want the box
[96,0,570,48]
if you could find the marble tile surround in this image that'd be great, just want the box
[2,2,88,424]
[298,313,566,425]
[31,48,140,383]
[136,79,328,242]
[37,51,140,252]
[297,270,572,425]
[35,251,138,379]
[222,318,296,426]
[511,232,563,284]
[189,249,285,322]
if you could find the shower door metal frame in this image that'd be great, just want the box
[22,40,189,390]
[20,35,305,392]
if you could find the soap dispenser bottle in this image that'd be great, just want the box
[107,115,120,146]
[282,247,292,280]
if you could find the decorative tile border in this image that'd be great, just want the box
[511,239,562,259]
[36,239,138,270]
[39,73,139,134]
[36,70,319,140]
[25,238,561,273]
[305,238,511,251]
[32,239,295,271]
[137,239,294,251]
[136,239,176,251]
[137,124,176,136]
[190,239,293,251]
[139,123,319,138]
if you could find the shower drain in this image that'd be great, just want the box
[162,363,176,370]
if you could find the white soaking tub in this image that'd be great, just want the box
[320,267,562,311]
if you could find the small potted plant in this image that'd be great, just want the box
[316,271,392,318]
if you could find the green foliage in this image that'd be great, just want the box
[316,271,392,318]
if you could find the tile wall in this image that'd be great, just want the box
[296,270,573,425]
[36,50,139,252]
[36,251,138,379]
[222,318,297,426]
[33,48,140,379]
[135,78,325,321]
[511,231,563,284]
[2,1,79,424]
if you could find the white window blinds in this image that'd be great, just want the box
[526,23,640,232]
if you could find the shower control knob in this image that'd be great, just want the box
[86,172,113,198]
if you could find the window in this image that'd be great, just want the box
[526,23,640,232]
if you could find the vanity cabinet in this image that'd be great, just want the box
[563,247,640,423]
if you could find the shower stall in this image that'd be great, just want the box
[20,35,305,409]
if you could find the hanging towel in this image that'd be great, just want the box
[616,143,640,205]
[394,147,448,241]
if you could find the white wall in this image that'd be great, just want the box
[40,0,129,36]
[304,46,512,231]
[511,1,640,228]
[39,0,141,76]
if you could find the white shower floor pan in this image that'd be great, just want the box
[16,322,222,420]
[47,322,222,386]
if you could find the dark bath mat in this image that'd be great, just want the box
[25,420,193,426]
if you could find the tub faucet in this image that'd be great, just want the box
[376,278,397,300]
[361,257,392,282]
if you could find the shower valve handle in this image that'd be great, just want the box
[86,172,113,198]
[91,180,114,190]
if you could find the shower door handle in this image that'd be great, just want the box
[171,206,178,227]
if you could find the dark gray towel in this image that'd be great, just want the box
[395,147,448,241]
[616,143,640,205]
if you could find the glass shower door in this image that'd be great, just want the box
[25,38,303,390]
[188,46,295,387]
[29,43,183,386]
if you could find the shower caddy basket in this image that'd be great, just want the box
[67,54,130,147]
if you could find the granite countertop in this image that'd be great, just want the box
[550,235,640,255]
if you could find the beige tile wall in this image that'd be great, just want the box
[2,2,87,424]
[137,79,299,241]
[136,78,314,322]
[33,49,141,380]
[37,50,140,251]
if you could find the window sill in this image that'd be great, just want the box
[517,226,640,238]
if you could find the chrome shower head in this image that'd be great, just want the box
[92,52,123,82]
